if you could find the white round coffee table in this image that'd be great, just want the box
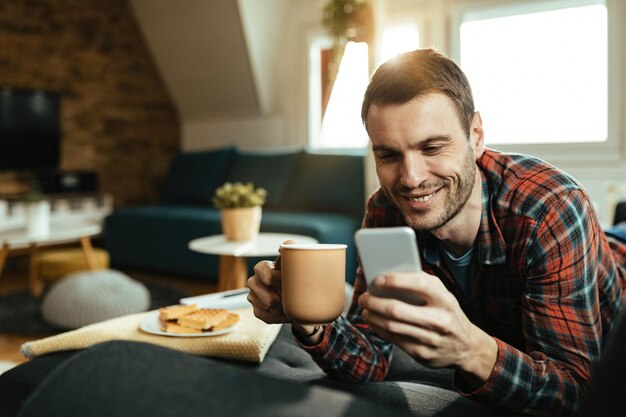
[189,233,318,291]
[0,220,102,296]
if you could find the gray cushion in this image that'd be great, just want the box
[41,270,150,329]
[224,148,302,208]
[162,146,236,204]
[282,151,366,216]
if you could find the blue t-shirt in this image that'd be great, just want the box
[440,244,474,296]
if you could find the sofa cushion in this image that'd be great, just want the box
[104,205,224,279]
[105,206,362,284]
[163,146,236,204]
[282,151,365,216]
[223,148,302,208]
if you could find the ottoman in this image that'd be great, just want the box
[38,248,110,282]
[41,269,150,329]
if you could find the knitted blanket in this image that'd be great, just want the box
[21,308,281,363]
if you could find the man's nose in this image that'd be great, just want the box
[400,154,427,189]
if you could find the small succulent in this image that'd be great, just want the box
[212,182,267,209]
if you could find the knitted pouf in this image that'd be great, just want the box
[41,269,151,330]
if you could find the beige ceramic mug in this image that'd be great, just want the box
[280,243,347,324]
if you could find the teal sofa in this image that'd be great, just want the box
[104,146,366,284]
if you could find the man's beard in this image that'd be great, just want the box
[388,146,476,232]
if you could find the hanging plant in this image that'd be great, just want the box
[322,0,372,75]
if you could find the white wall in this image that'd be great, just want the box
[181,0,316,153]
[131,0,259,118]
[183,114,290,151]
[238,0,289,114]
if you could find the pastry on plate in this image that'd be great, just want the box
[159,304,199,321]
[177,308,229,330]
[160,321,202,334]
[211,313,240,332]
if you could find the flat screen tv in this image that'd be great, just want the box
[0,87,61,172]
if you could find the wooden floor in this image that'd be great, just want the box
[0,254,216,365]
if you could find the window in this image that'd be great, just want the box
[316,41,370,149]
[309,23,420,150]
[380,23,420,63]
[457,1,608,145]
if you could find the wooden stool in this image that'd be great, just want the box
[38,248,110,282]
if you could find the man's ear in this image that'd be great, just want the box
[470,112,485,160]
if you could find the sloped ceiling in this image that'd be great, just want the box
[130,0,259,120]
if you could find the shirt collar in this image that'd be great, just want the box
[476,167,507,265]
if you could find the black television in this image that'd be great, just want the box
[0,87,61,172]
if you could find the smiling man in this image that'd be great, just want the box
[247,49,626,417]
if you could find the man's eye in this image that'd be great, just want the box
[377,153,399,162]
[423,146,442,155]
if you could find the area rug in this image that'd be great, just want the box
[0,281,190,336]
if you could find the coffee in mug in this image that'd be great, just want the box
[280,243,347,324]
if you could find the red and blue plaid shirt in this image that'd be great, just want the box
[298,148,626,417]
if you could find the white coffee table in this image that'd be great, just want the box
[0,220,102,296]
[188,233,318,291]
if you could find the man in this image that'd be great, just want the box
[247,49,626,417]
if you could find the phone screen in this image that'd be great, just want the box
[355,227,425,305]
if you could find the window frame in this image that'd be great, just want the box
[448,0,622,163]
[307,30,332,150]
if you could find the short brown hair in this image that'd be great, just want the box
[361,49,475,136]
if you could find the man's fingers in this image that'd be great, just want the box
[252,260,282,287]
[252,306,288,324]
[360,291,454,334]
[363,307,441,347]
[247,258,290,324]
[375,272,450,306]
[247,275,282,309]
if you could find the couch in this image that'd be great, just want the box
[3,310,626,417]
[104,146,366,284]
[0,326,500,417]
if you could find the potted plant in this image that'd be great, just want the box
[322,0,372,70]
[212,182,267,241]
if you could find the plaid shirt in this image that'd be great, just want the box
[298,148,626,417]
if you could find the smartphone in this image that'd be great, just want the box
[354,227,425,305]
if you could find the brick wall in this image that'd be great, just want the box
[0,0,180,207]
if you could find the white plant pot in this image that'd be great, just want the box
[26,201,51,237]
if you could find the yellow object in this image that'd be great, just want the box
[38,248,110,281]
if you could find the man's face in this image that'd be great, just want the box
[367,92,481,232]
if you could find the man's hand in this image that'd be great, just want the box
[359,272,498,387]
[246,258,290,324]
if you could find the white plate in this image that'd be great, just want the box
[139,311,240,337]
